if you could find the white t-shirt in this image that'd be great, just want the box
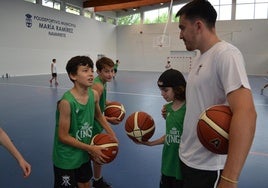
[179,41,251,170]
[52,63,57,73]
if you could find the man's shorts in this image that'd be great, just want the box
[181,162,221,188]
[160,174,183,188]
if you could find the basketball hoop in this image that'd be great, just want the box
[153,34,170,48]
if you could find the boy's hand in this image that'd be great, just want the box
[88,145,109,165]
[137,140,152,146]
[106,116,121,125]
[161,105,167,119]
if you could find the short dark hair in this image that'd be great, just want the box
[175,0,217,29]
[96,57,114,71]
[66,56,94,81]
[52,59,56,62]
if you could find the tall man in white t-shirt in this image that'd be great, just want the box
[176,1,257,188]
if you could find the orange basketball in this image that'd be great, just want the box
[197,105,232,154]
[104,101,126,122]
[90,133,119,164]
[125,111,155,142]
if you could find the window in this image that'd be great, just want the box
[84,10,93,19]
[117,13,141,25]
[236,3,254,19]
[42,0,61,10]
[24,0,36,3]
[209,0,232,20]
[66,4,80,15]
[172,1,232,21]
[172,4,186,22]
[95,14,105,22]
[144,7,169,24]
[106,17,116,25]
[255,3,268,19]
[236,0,268,19]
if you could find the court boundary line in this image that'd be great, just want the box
[1,82,268,104]
[0,82,161,98]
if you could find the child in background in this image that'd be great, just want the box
[52,56,117,188]
[0,127,31,178]
[140,69,186,188]
[49,58,59,86]
[91,57,121,188]
[113,59,120,79]
[165,58,171,69]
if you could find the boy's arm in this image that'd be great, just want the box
[0,128,31,178]
[92,82,120,124]
[92,82,103,98]
[93,90,118,142]
[58,100,108,161]
[51,63,53,73]
[105,100,122,125]
[140,135,165,146]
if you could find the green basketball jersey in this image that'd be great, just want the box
[94,76,106,112]
[93,76,107,134]
[53,89,95,169]
[161,102,186,180]
[114,63,118,70]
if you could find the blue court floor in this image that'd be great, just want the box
[0,71,267,188]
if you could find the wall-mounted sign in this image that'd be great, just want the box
[25,13,76,38]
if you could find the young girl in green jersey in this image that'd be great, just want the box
[140,69,186,188]
[52,56,117,188]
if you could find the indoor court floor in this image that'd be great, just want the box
[0,71,267,188]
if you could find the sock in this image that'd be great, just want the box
[94,176,102,181]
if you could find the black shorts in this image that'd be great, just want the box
[54,161,92,188]
[52,73,57,78]
[160,174,183,188]
[181,162,221,188]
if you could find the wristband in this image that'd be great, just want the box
[221,175,238,184]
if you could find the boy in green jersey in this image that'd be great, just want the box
[52,56,118,188]
[91,57,120,188]
[140,69,186,188]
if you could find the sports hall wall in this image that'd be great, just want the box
[0,0,117,76]
[116,20,268,75]
[0,0,267,76]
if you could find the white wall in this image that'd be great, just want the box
[0,0,117,76]
[116,20,268,75]
[0,0,267,76]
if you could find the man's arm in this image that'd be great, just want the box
[218,87,257,187]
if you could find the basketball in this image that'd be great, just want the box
[125,111,155,142]
[90,133,119,164]
[104,101,126,122]
[197,105,232,154]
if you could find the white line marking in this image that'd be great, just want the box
[250,151,268,157]
[0,83,161,97]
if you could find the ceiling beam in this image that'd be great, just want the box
[83,0,141,8]
[84,0,172,12]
